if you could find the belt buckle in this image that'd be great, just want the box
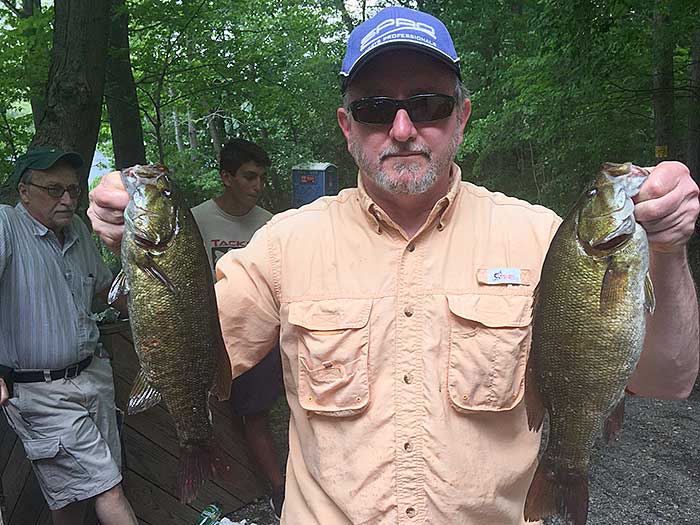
[64,363,80,380]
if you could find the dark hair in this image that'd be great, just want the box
[219,139,271,175]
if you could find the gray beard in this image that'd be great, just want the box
[350,126,461,195]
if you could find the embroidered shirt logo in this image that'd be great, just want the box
[486,268,522,285]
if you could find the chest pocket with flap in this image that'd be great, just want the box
[288,298,372,417]
[447,294,533,413]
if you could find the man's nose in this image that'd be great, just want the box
[59,190,75,205]
[389,108,418,143]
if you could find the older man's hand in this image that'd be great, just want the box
[87,171,129,254]
[634,161,700,254]
[0,378,9,406]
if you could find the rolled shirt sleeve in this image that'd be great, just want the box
[215,225,280,380]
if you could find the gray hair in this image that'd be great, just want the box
[343,77,471,123]
[18,169,33,186]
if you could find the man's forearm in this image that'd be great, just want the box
[628,249,700,399]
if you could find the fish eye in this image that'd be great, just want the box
[586,187,598,198]
[161,188,172,198]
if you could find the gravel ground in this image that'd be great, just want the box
[226,378,700,525]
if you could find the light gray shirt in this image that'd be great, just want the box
[191,199,272,277]
[0,203,112,370]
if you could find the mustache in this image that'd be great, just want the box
[379,143,432,161]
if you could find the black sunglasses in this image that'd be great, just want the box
[29,182,82,199]
[349,93,456,125]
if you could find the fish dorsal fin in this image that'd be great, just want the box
[644,273,656,315]
[140,253,178,294]
[600,257,628,313]
[128,369,162,415]
[108,270,129,304]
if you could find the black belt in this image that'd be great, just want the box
[11,355,93,383]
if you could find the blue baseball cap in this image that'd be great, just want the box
[340,6,460,93]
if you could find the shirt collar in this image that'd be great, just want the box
[15,201,79,246]
[356,162,463,235]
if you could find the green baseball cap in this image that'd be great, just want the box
[10,146,84,185]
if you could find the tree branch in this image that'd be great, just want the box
[0,0,23,17]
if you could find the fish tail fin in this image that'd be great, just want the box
[524,459,589,525]
[524,459,558,521]
[603,396,626,444]
[177,442,219,504]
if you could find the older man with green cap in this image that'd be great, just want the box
[0,147,137,525]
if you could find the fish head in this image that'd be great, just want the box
[576,162,648,255]
[121,164,179,249]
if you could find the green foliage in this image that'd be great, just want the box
[3,0,698,226]
[0,5,53,184]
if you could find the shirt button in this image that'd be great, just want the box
[407,243,415,252]
[404,441,413,452]
[406,507,416,518]
[404,307,413,317]
[403,373,413,384]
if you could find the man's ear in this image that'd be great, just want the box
[18,183,30,204]
[220,170,231,187]
[456,98,472,143]
[337,108,352,143]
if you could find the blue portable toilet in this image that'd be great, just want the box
[291,162,338,208]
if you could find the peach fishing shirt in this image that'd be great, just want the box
[216,164,560,525]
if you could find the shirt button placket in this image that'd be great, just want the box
[397,234,423,523]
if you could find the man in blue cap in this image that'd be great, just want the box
[0,147,137,524]
[86,6,699,524]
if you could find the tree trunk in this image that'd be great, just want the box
[687,24,700,184]
[173,112,184,152]
[187,107,198,155]
[333,0,355,32]
[651,0,675,161]
[207,111,225,157]
[168,88,184,152]
[105,0,146,169]
[30,0,112,209]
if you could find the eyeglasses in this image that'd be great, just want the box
[349,94,456,125]
[29,182,82,199]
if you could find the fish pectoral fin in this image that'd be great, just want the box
[599,257,628,313]
[108,270,129,304]
[140,253,178,294]
[644,273,656,315]
[127,370,163,415]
